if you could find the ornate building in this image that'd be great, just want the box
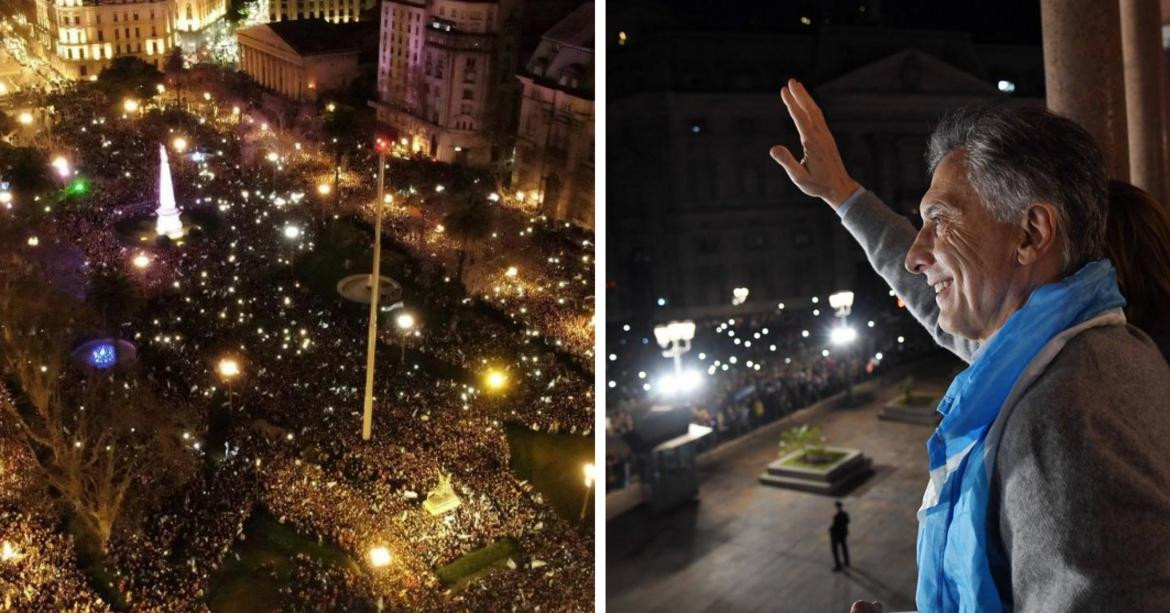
[264,0,377,24]
[174,0,225,32]
[236,19,362,101]
[370,0,524,168]
[512,2,593,228]
[607,9,1044,322]
[40,0,179,78]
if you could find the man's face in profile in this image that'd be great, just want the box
[906,151,1021,341]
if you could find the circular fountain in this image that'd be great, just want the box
[71,338,138,370]
[336,274,403,306]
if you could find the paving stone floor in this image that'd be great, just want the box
[607,354,964,613]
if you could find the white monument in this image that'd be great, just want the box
[156,144,184,238]
[423,471,462,515]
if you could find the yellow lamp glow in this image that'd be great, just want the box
[369,546,392,567]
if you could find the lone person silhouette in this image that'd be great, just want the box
[831,500,850,571]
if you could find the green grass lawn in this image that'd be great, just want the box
[504,424,595,524]
[436,538,519,586]
[205,508,369,613]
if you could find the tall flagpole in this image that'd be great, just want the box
[362,142,387,440]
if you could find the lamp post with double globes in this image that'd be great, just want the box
[828,291,857,403]
[653,320,696,376]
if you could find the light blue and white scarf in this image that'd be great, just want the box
[915,259,1127,612]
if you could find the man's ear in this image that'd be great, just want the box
[1017,203,1060,266]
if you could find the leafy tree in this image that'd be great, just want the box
[96,56,164,102]
[322,104,359,199]
[86,271,141,338]
[0,143,53,202]
[779,424,828,463]
[0,247,197,555]
[163,47,185,107]
[0,111,15,140]
[443,197,492,284]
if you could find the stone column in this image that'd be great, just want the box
[1121,0,1166,201]
[1041,0,1130,179]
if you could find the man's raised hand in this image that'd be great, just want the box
[769,78,860,210]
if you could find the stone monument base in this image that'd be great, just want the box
[758,447,872,495]
[878,395,940,425]
[423,491,461,516]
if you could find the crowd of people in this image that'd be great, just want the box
[605,297,940,491]
[0,77,595,610]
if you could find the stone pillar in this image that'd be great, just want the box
[1041,0,1130,179]
[1121,0,1166,201]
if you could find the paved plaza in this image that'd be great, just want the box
[608,354,965,613]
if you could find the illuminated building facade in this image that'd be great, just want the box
[266,0,377,24]
[236,19,362,101]
[39,0,178,78]
[371,0,523,168]
[174,0,225,31]
[512,2,593,229]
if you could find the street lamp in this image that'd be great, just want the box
[828,291,857,402]
[51,155,71,178]
[653,320,696,375]
[368,546,391,567]
[484,369,507,392]
[172,136,188,153]
[317,182,331,196]
[123,98,139,114]
[132,253,151,269]
[17,112,32,125]
[217,357,241,412]
[579,463,596,522]
[395,311,414,363]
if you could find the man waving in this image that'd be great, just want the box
[771,79,1170,612]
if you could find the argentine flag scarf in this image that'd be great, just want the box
[915,259,1127,612]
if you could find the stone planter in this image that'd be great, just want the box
[758,446,873,495]
[879,394,940,425]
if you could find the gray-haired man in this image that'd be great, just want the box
[771,79,1170,612]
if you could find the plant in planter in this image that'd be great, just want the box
[779,425,834,464]
[898,376,916,405]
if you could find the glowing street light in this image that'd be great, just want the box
[123,98,140,113]
[395,311,415,362]
[132,253,151,269]
[579,463,596,522]
[217,357,241,411]
[0,542,21,562]
[369,546,392,567]
[484,369,508,392]
[653,320,696,375]
[317,182,332,196]
[504,266,518,278]
[51,155,71,178]
[828,290,857,402]
[0,190,12,208]
[282,225,301,240]
[830,325,857,345]
[172,136,188,152]
[17,112,33,125]
[266,151,279,163]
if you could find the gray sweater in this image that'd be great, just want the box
[841,189,1170,612]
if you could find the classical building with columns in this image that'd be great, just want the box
[236,19,362,101]
[512,2,594,229]
[370,0,524,168]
